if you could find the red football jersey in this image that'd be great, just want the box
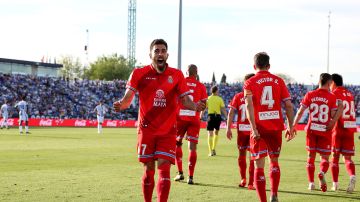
[301,88,338,136]
[332,86,356,133]
[126,65,190,136]
[243,71,291,133]
[177,76,208,122]
[228,92,251,135]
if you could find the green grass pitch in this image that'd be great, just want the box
[0,127,359,202]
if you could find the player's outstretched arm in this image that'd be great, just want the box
[113,89,135,112]
[226,108,235,140]
[245,95,259,140]
[180,95,206,112]
[284,100,296,141]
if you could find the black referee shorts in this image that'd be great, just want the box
[207,114,222,131]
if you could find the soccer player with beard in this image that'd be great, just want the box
[293,73,342,192]
[329,74,356,193]
[113,39,205,202]
[226,73,255,190]
[173,64,207,185]
[244,52,295,202]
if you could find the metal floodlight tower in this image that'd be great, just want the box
[128,0,136,68]
[327,11,331,73]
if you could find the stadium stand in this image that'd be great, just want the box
[0,73,359,122]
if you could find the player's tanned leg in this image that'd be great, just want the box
[157,159,171,202]
[142,161,155,202]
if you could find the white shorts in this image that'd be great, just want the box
[2,114,8,120]
[97,115,104,123]
[19,113,29,121]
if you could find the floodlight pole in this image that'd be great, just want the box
[177,0,182,70]
[327,11,331,73]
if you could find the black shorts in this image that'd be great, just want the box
[207,114,222,131]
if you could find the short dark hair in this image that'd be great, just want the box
[331,73,343,86]
[187,64,198,76]
[319,73,332,86]
[244,73,255,82]
[211,85,218,94]
[150,39,168,51]
[254,52,270,68]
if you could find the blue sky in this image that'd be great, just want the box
[0,0,359,84]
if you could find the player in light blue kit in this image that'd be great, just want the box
[15,96,30,134]
[1,99,10,129]
[93,100,107,134]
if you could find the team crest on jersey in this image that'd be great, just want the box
[168,76,173,84]
[154,89,167,107]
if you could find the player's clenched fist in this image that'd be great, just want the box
[113,100,122,112]
[195,101,206,112]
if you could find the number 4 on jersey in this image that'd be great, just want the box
[261,86,275,109]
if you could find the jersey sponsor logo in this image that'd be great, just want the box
[179,109,196,116]
[344,121,356,128]
[259,110,280,120]
[39,119,53,126]
[75,120,87,127]
[187,82,196,87]
[238,124,251,131]
[168,76,173,84]
[153,89,167,107]
[310,122,326,132]
[106,120,117,127]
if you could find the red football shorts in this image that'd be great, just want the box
[250,131,282,160]
[306,132,331,155]
[137,132,176,164]
[176,119,201,144]
[237,132,250,151]
[332,129,355,156]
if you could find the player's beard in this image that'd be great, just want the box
[153,57,167,73]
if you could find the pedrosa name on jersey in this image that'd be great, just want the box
[310,97,328,104]
[259,110,280,120]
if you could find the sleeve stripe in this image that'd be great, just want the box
[300,103,308,108]
[126,85,137,92]
[282,97,291,102]
[179,91,191,98]
[228,105,237,110]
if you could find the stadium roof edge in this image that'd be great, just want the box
[0,57,63,68]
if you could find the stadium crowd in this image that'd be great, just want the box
[0,73,359,120]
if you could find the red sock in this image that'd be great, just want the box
[345,159,356,176]
[307,157,315,183]
[175,146,183,173]
[188,150,197,177]
[320,157,329,174]
[254,168,267,202]
[238,155,247,180]
[269,162,280,197]
[157,163,171,202]
[331,157,339,182]
[142,169,155,202]
[249,160,255,185]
